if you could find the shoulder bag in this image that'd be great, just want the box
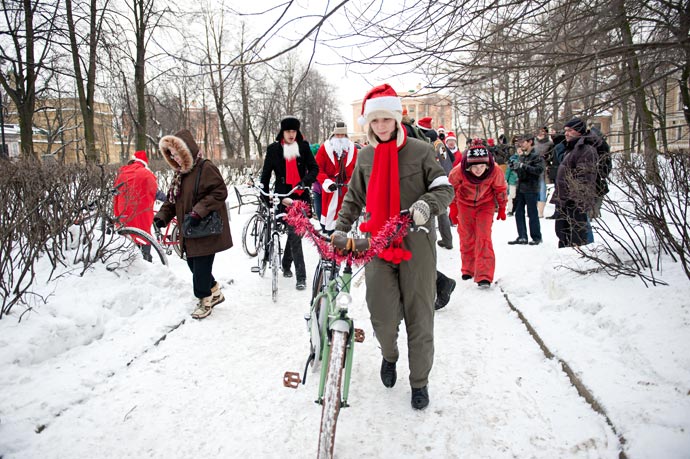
[182,160,223,239]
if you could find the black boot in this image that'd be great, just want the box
[380,358,397,388]
[435,272,456,310]
[411,386,429,410]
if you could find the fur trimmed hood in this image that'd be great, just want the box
[159,129,199,173]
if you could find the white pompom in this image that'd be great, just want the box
[358,115,367,126]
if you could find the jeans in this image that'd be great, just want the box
[514,192,541,241]
[282,225,306,282]
[186,253,216,298]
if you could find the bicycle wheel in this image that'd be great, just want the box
[118,227,168,266]
[311,261,325,303]
[170,222,184,259]
[310,295,327,373]
[242,213,264,257]
[271,232,280,302]
[317,330,347,459]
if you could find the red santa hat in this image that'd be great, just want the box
[445,131,457,142]
[417,117,432,130]
[133,150,148,165]
[358,83,405,147]
[437,125,446,134]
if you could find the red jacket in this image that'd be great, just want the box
[113,161,158,233]
[315,139,357,231]
[449,163,507,210]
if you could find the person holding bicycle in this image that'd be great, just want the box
[315,121,358,235]
[260,116,319,291]
[155,129,232,319]
[332,84,454,410]
[113,150,158,262]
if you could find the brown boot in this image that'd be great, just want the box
[210,282,224,308]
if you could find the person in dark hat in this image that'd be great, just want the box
[551,117,598,248]
[155,129,232,319]
[260,116,319,290]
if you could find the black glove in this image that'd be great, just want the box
[153,217,166,228]
[188,211,202,227]
[328,183,337,192]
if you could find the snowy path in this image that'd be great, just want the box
[2,210,623,458]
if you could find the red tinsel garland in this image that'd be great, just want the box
[285,201,412,266]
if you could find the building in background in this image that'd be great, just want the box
[350,85,455,145]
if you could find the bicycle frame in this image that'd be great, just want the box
[312,259,357,407]
[250,183,305,301]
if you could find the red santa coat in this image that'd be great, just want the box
[113,161,158,240]
[315,139,357,231]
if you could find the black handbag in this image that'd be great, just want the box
[181,160,224,239]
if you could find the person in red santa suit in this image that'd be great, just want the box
[314,121,358,235]
[332,84,454,410]
[113,150,159,262]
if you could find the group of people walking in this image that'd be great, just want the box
[112,82,611,412]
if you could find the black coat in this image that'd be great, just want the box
[514,149,545,194]
[260,140,318,204]
[551,136,597,210]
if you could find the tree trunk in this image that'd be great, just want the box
[615,0,658,176]
[134,0,148,151]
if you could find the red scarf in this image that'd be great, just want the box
[359,129,411,264]
[285,153,304,196]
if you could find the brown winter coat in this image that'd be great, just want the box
[156,130,232,258]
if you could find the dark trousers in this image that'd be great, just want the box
[437,211,453,246]
[514,191,542,241]
[282,226,306,282]
[186,253,216,298]
[555,202,590,248]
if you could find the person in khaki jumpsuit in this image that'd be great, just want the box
[332,84,453,410]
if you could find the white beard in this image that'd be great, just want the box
[283,141,300,160]
[330,137,349,158]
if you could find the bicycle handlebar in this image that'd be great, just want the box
[254,184,307,199]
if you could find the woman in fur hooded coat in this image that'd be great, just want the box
[155,129,232,319]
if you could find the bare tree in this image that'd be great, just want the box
[0,0,60,160]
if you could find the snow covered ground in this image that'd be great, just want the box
[1,191,689,459]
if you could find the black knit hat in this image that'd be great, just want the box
[564,117,587,135]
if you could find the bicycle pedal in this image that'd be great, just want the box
[283,371,301,388]
[251,266,260,273]
[354,328,365,343]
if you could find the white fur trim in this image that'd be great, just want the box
[429,175,451,189]
[363,96,402,118]
[132,158,149,169]
[358,115,367,126]
[283,142,300,160]
[323,179,335,193]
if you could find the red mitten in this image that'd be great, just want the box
[497,208,507,221]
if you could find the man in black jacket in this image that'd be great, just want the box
[260,116,319,289]
[551,117,597,248]
[508,135,545,245]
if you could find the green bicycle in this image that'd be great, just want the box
[283,203,419,459]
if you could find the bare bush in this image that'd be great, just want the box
[574,150,690,286]
[0,160,139,320]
